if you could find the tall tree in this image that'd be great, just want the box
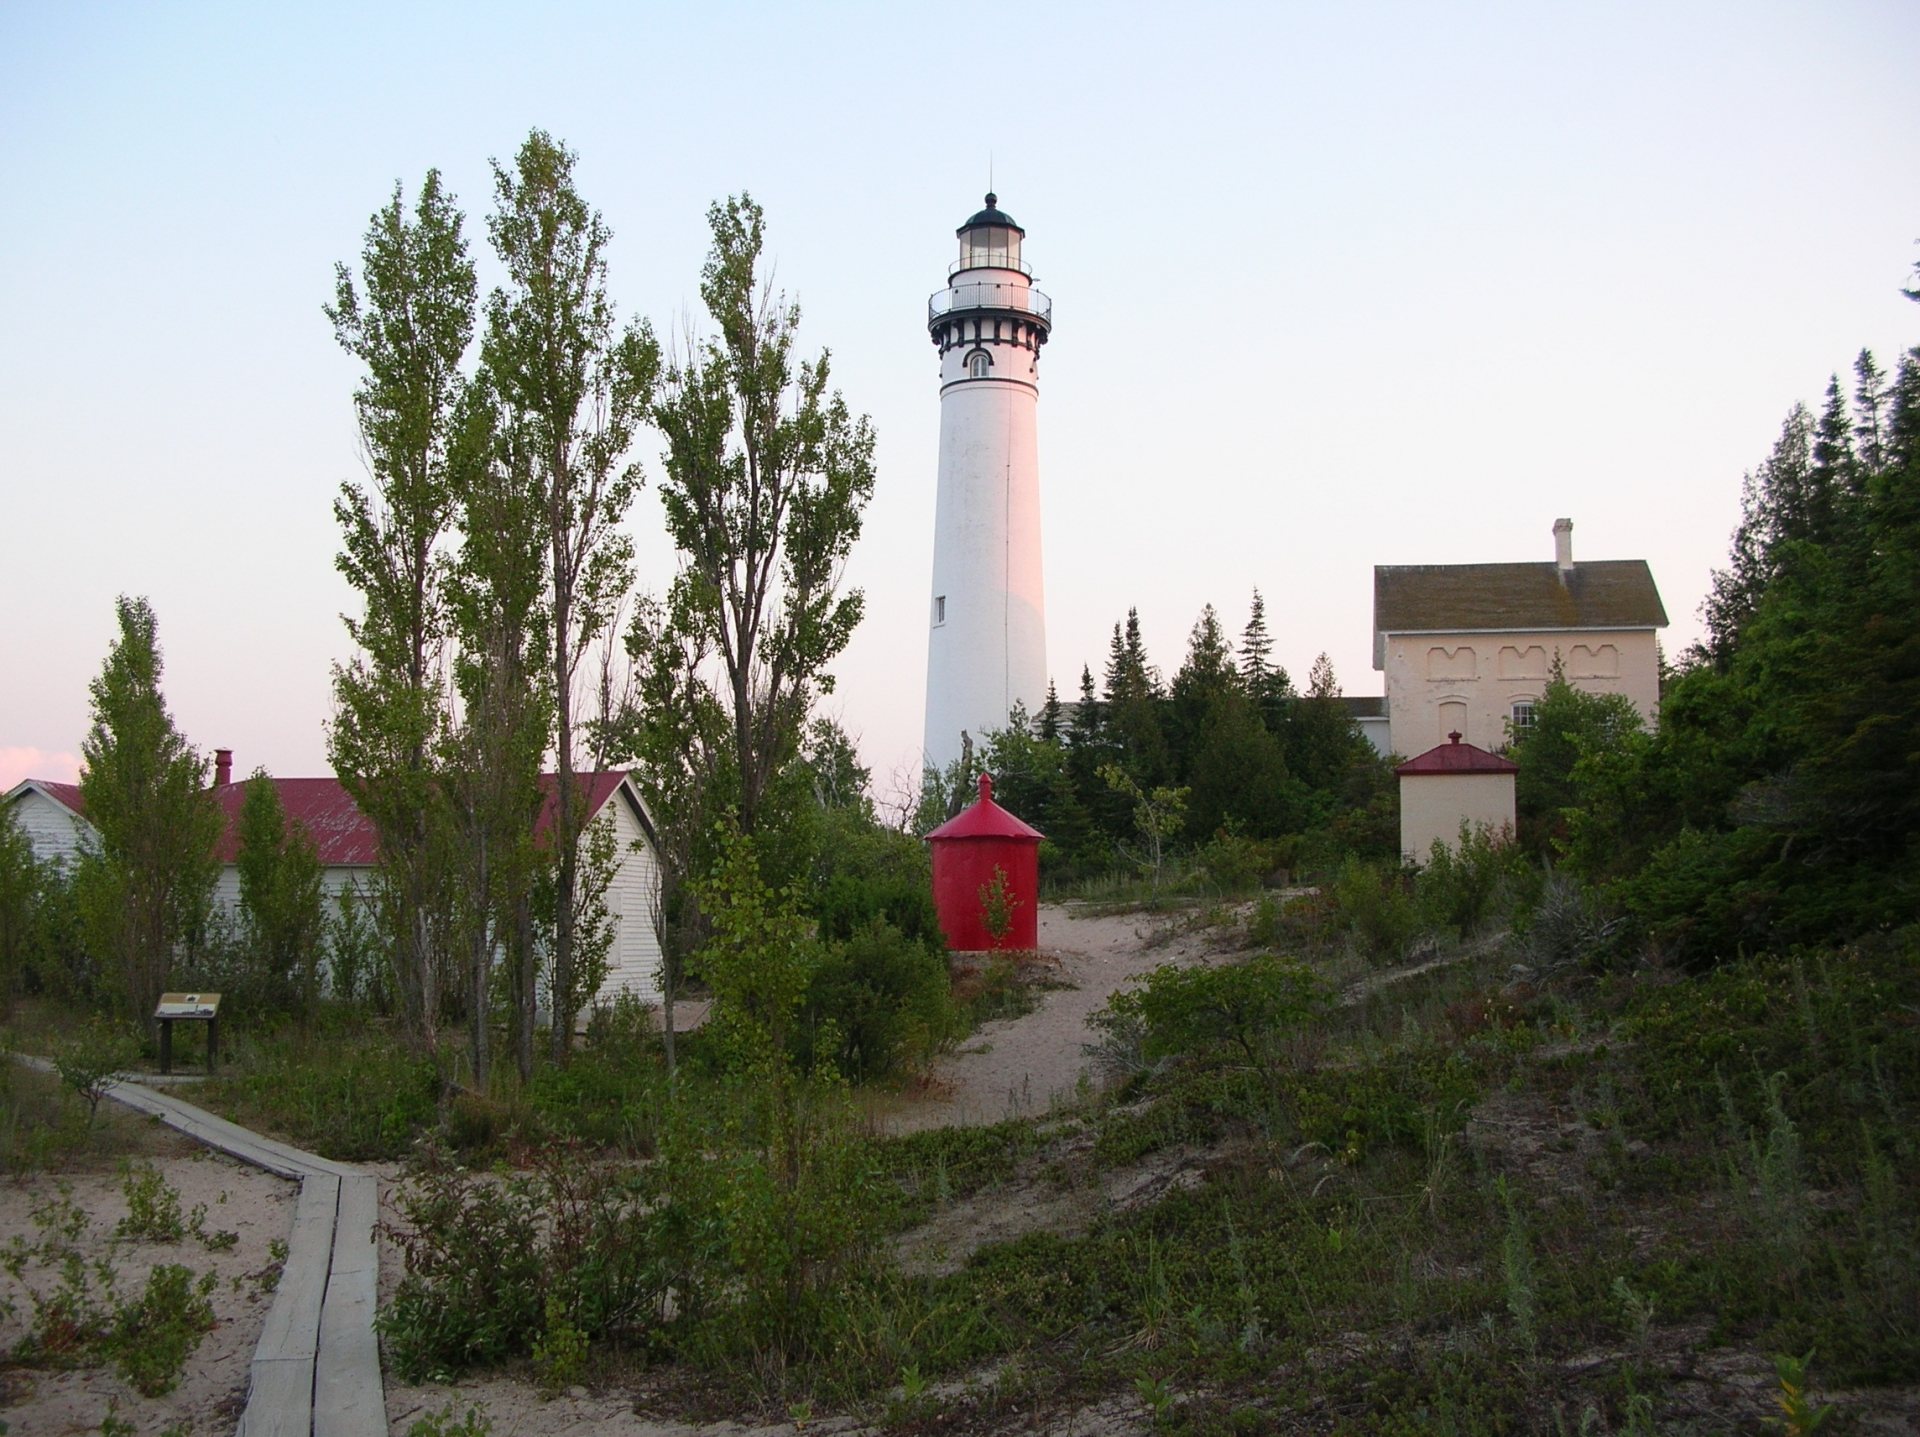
[441,383,552,1085]
[325,169,476,1049]
[643,194,877,843]
[234,771,325,1022]
[482,130,659,1057]
[76,597,221,1033]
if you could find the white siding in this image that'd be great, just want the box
[8,787,92,869]
[593,793,663,1009]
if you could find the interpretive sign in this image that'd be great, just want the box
[153,992,222,1074]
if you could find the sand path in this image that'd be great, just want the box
[880,902,1219,1134]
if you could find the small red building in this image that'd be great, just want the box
[925,773,1044,951]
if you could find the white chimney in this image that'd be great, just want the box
[1553,518,1574,576]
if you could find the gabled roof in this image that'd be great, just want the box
[1373,560,1667,648]
[1394,735,1519,777]
[211,778,378,865]
[926,773,1045,842]
[5,778,86,817]
[16,771,644,870]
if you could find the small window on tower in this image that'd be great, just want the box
[934,595,946,626]
[967,350,991,379]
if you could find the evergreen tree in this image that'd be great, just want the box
[1037,680,1063,743]
[1169,603,1238,776]
[76,596,221,1033]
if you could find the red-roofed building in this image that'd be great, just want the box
[5,766,665,1009]
[1393,733,1518,864]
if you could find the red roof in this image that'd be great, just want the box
[925,773,1045,842]
[22,769,639,869]
[203,771,634,867]
[1395,734,1519,777]
[26,780,86,817]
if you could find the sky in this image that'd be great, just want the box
[3,1,1917,803]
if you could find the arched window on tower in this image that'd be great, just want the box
[967,350,992,379]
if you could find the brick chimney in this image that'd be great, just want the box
[1553,518,1574,578]
[213,748,232,787]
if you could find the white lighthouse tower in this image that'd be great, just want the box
[922,193,1053,773]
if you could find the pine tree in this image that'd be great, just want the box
[1037,680,1064,744]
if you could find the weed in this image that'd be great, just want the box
[405,1403,493,1437]
[1497,1176,1537,1356]
[116,1160,186,1242]
[531,1291,588,1391]
[1770,1350,1832,1434]
[97,1400,134,1437]
[111,1262,217,1395]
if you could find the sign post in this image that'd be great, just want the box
[153,993,222,1075]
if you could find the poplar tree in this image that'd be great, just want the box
[481,130,658,1056]
[441,383,552,1085]
[326,169,475,1049]
[642,194,877,842]
[76,596,221,1033]
[234,771,325,1021]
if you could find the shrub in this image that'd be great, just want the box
[1328,858,1418,960]
[54,1019,136,1128]
[381,1144,660,1380]
[799,919,959,1082]
[111,1262,217,1395]
[1195,830,1272,893]
[1096,954,1327,1076]
[1412,825,1531,939]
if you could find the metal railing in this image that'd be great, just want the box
[927,282,1053,326]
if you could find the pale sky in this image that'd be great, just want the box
[3,2,1916,800]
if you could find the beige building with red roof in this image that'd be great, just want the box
[1372,518,1667,757]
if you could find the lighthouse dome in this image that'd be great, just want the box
[958,192,1025,235]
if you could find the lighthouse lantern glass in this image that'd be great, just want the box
[961,224,1021,271]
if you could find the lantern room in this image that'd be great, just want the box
[955,193,1026,274]
[925,773,1043,951]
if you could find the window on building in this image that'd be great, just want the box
[967,350,991,379]
[933,595,946,626]
[1510,700,1537,735]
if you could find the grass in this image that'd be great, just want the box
[10,910,1918,1431]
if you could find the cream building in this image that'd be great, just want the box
[1395,734,1518,864]
[1372,519,1667,756]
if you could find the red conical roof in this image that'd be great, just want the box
[925,773,1045,841]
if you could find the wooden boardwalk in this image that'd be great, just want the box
[27,1062,388,1437]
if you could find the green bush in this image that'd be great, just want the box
[1411,825,1533,939]
[799,919,959,1082]
[1095,954,1326,1075]
[1328,857,1418,960]
[381,1145,659,1380]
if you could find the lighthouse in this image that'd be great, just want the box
[922,193,1053,773]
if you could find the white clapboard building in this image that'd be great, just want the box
[4,762,665,1009]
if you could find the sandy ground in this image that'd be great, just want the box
[0,1118,297,1436]
[876,902,1222,1135]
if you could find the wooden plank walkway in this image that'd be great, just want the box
[17,1059,387,1437]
